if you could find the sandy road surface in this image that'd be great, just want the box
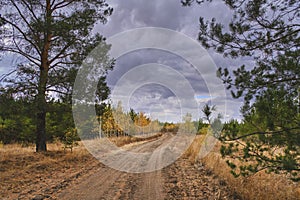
[57,133,237,200]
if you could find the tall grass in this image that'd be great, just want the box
[184,136,300,200]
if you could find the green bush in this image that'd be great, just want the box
[62,128,79,152]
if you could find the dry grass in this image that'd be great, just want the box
[183,135,205,163]
[0,142,98,200]
[185,136,300,200]
[109,132,163,147]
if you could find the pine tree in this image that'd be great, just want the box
[0,0,113,151]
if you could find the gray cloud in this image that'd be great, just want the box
[98,0,246,122]
[96,0,233,38]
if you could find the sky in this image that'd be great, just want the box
[92,0,248,122]
[0,0,253,123]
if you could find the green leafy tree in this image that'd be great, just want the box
[95,76,112,117]
[46,99,74,141]
[183,0,300,180]
[0,88,36,144]
[0,0,113,151]
[195,118,207,134]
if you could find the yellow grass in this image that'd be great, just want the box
[185,135,300,200]
[183,135,206,163]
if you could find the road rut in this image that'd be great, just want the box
[57,134,237,200]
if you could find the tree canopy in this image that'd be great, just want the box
[182,0,300,180]
[182,0,299,58]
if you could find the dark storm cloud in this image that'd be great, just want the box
[131,84,175,100]
[107,49,208,95]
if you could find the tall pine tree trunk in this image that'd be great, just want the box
[36,0,51,152]
[36,66,48,152]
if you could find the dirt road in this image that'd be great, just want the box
[57,134,238,200]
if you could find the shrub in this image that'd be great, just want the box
[62,128,79,152]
